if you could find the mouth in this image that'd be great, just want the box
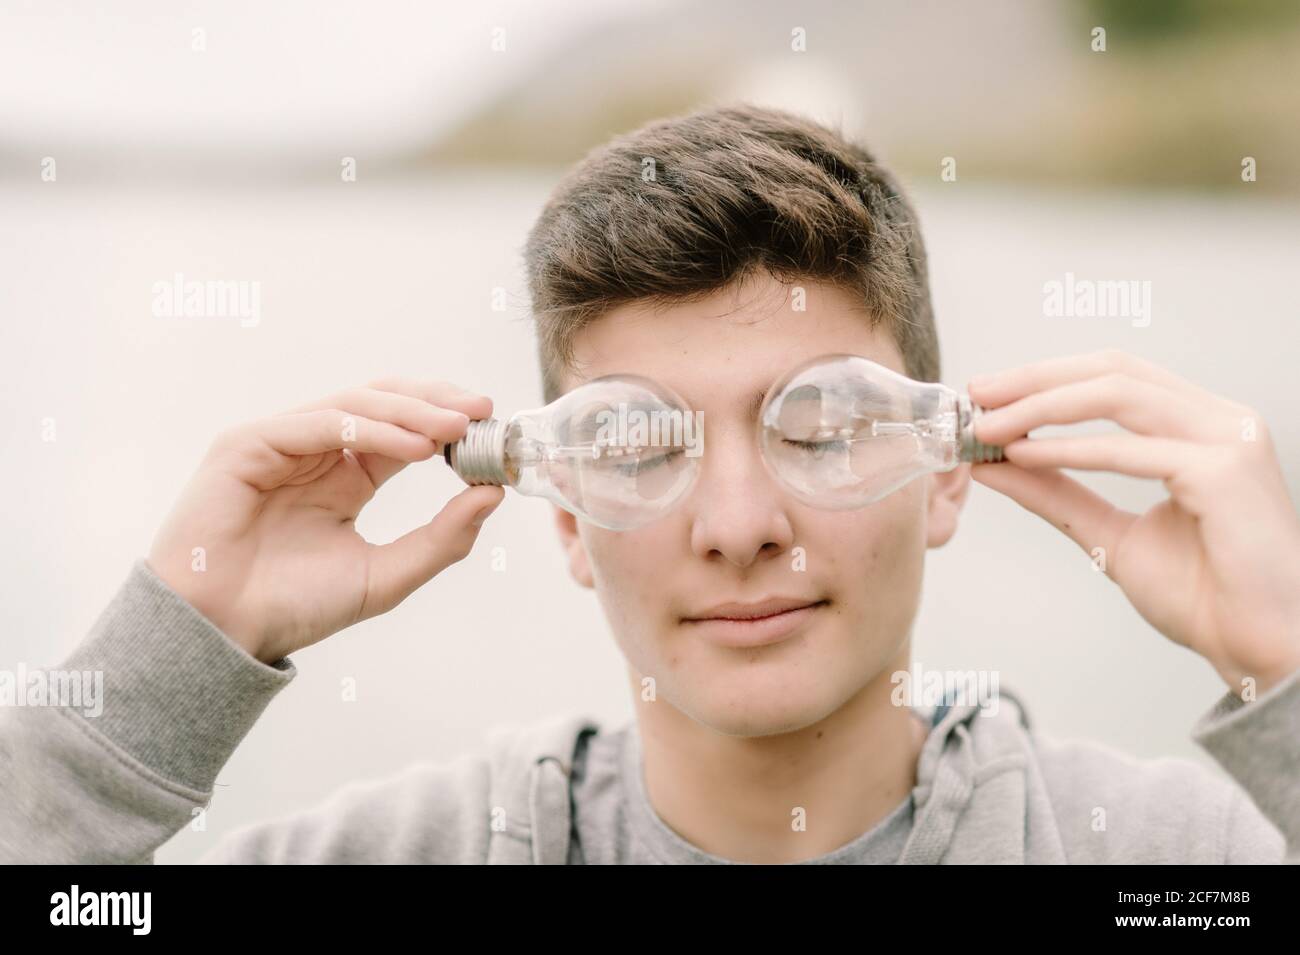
[681,598,829,649]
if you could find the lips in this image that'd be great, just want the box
[683,597,826,622]
[681,597,828,649]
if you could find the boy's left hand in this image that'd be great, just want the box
[968,348,1300,696]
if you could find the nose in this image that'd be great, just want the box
[686,418,796,568]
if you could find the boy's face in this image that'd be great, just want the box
[553,273,970,737]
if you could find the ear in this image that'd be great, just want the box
[553,505,595,588]
[924,463,972,548]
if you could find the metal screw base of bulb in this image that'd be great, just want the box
[959,400,1005,464]
[445,418,512,485]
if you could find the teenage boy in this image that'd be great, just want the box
[2,104,1296,864]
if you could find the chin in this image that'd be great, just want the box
[674,656,849,738]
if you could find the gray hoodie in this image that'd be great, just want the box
[1,559,1295,864]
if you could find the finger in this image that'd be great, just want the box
[363,484,506,617]
[277,387,476,445]
[269,382,490,490]
[969,349,1229,415]
[349,381,491,487]
[975,373,1237,447]
[278,384,488,489]
[366,377,494,422]
[338,384,484,489]
[244,409,438,462]
[971,461,1137,563]
[1001,433,1204,480]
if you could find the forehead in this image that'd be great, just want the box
[564,275,906,413]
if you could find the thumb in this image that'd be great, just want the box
[971,462,1130,563]
[365,484,505,618]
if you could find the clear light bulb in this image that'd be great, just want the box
[758,353,1004,510]
[442,375,701,530]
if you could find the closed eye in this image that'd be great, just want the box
[612,447,685,475]
[783,438,848,454]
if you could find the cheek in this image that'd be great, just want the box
[581,526,672,628]
[584,528,654,583]
[817,485,927,594]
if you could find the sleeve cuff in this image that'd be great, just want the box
[57,559,297,794]
[1192,661,1300,844]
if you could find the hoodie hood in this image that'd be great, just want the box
[485,690,1065,864]
[898,689,1067,863]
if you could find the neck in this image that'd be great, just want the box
[630,647,927,864]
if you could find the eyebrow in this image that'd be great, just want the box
[746,388,769,420]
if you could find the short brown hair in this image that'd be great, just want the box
[524,103,939,403]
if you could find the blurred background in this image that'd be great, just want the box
[1,0,1297,862]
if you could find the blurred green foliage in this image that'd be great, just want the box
[1079,0,1300,39]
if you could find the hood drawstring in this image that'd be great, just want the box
[486,712,601,864]
[898,690,1035,864]
[527,755,574,865]
[897,720,979,864]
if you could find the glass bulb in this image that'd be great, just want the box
[443,375,702,530]
[758,354,1004,510]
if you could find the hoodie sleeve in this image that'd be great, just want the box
[0,559,296,863]
[192,752,494,864]
[1191,663,1300,864]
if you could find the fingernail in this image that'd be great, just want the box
[471,501,499,527]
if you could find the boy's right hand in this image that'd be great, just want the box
[145,378,505,665]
